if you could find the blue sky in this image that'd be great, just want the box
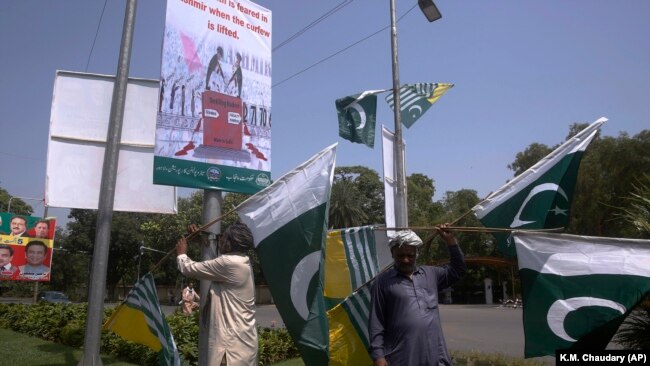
[0,0,648,227]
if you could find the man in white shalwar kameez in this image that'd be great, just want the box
[176,221,258,365]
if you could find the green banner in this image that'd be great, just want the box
[154,156,271,194]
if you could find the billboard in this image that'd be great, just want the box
[154,0,272,194]
[0,212,56,282]
[47,71,178,214]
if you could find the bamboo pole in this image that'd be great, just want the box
[149,207,238,272]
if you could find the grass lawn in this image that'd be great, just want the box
[0,328,137,366]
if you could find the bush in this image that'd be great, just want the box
[613,300,650,350]
[258,327,300,366]
[0,302,302,366]
[61,319,85,347]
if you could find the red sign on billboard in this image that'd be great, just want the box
[202,91,243,150]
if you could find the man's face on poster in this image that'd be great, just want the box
[0,248,13,267]
[34,222,49,238]
[26,244,46,266]
[10,217,26,235]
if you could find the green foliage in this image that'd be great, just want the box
[332,166,384,226]
[329,179,369,229]
[614,173,650,237]
[258,327,300,366]
[166,311,200,364]
[0,302,302,366]
[60,319,85,347]
[407,173,438,228]
[507,142,553,176]
[0,187,34,215]
[570,130,650,237]
[614,301,650,350]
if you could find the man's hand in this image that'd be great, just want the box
[437,223,458,247]
[374,358,388,366]
[176,237,188,256]
[187,224,201,234]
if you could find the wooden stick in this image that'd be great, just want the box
[149,207,238,273]
[375,225,564,234]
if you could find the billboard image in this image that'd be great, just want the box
[0,212,56,282]
[154,0,272,194]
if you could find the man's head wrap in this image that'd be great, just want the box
[389,230,423,249]
[222,221,254,253]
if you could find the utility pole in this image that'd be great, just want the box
[79,0,138,364]
[198,190,221,366]
[389,0,409,227]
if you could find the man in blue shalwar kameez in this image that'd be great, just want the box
[369,226,466,366]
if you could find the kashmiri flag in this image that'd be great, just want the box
[385,83,453,128]
[513,232,650,357]
[328,282,374,366]
[103,273,181,366]
[336,90,386,148]
[471,117,607,257]
[324,225,380,309]
[237,144,337,366]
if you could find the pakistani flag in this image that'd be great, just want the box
[472,117,607,257]
[513,232,650,357]
[336,90,386,148]
[237,144,337,366]
[103,273,181,366]
[385,83,453,128]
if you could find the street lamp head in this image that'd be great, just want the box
[418,0,442,22]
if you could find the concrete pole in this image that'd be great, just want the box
[78,1,137,365]
[198,190,222,366]
[389,0,409,227]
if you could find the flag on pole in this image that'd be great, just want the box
[328,282,374,366]
[237,144,337,366]
[385,83,453,128]
[336,90,386,148]
[513,231,650,357]
[471,117,607,257]
[324,225,380,309]
[103,273,181,366]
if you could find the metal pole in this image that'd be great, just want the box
[198,190,222,366]
[79,1,137,365]
[389,0,409,227]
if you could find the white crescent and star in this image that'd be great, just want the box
[289,251,321,320]
[510,183,568,228]
[408,104,422,119]
[547,297,626,342]
[345,101,367,130]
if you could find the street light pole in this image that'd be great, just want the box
[389,0,409,227]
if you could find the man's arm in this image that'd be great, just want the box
[435,224,467,288]
[368,279,388,365]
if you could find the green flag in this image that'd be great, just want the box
[336,90,384,148]
[103,273,181,366]
[385,83,453,128]
[513,232,650,357]
[471,117,606,257]
[237,144,337,366]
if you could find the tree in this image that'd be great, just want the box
[329,179,368,229]
[332,166,384,225]
[507,143,552,176]
[507,125,650,239]
[65,209,157,300]
[406,173,439,227]
[612,172,650,350]
[569,130,650,237]
[0,187,33,215]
